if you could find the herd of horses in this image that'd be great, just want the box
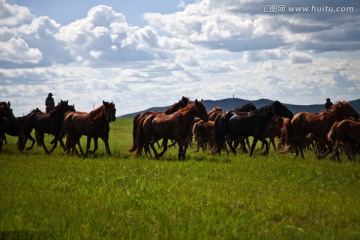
[1,97,359,161]
[0,100,116,155]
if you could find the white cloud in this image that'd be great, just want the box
[0,37,42,63]
[0,0,359,117]
[0,0,34,27]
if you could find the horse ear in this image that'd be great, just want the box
[195,99,198,104]
[103,100,105,105]
[7,101,10,107]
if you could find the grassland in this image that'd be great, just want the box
[1,119,360,239]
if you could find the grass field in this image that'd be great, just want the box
[1,118,360,239]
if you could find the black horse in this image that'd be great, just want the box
[22,100,75,154]
[215,101,293,156]
[0,108,42,152]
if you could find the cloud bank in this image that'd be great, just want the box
[0,0,359,116]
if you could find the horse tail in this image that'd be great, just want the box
[284,117,297,152]
[128,113,141,152]
[135,116,146,157]
[214,114,227,154]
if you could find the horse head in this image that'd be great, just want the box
[194,99,209,122]
[332,101,359,120]
[52,100,75,116]
[0,101,16,120]
[103,101,116,122]
[272,101,293,119]
[179,96,190,108]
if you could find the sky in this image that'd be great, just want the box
[1,0,359,116]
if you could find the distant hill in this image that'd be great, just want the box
[119,98,360,118]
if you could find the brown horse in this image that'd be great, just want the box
[62,101,116,155]
[128,96,190,152]
[135,99,208,160]
[22,100,75,154]
[208,106,223,121]
[261,115,284,151]
[278,118,292,153]
[192,119,215,152]
[290,101,359,159]
[328,119,360,161]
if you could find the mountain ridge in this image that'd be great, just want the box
[119,98,360,118]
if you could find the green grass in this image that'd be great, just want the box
[1,119,360,239]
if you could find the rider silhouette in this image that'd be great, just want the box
[325,98,333,111]
[45,93,55,113]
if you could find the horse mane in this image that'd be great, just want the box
[318,101,346,116]
[250,103,274,117]
[48,100,67,114]
[179,101,195,115]
[235,102,256,112]
[164,96,190,114]
[88,105,104,121]
[208,106,222,115]
[330,101,345,112]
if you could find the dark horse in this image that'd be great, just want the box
[135,99,208,160]
[1,108,42,152]
[128,96,190,153]
[0,102,15,121]
[22,100,75,154]
[290,101,359,159]
[61,101,116,155]
[215,101,293,156]
[0,102,16,152]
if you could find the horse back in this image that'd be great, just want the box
[152,113,182,138]
[292,111,335,138]
[64,111,90,135]
[337,119,360,141]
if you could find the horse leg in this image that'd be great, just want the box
[182,138,189,160]
[194,136,200,152]
[331,140,341,162]
[259,137,269,155]
[249,138,259,157]
[91,137,99,154]
[38,133,50,154]
[155,139,168,158]
[177,137,186,160]
[26,135,36,151]
[227,139,237,155]
[295,137,305,159]
[149,141,159,157]
[49,138,58,153]
[143,140,153,158]
[76,137,84,155]
[270,137,276,151]
[86,136,92,154]
[59,138,66,152]
[102,135,111,155]
[245,137,251,149]
[320,140,333,159]
[240,138,248,154]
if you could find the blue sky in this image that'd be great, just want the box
[1,0,359,116]
[9,0,193,26]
